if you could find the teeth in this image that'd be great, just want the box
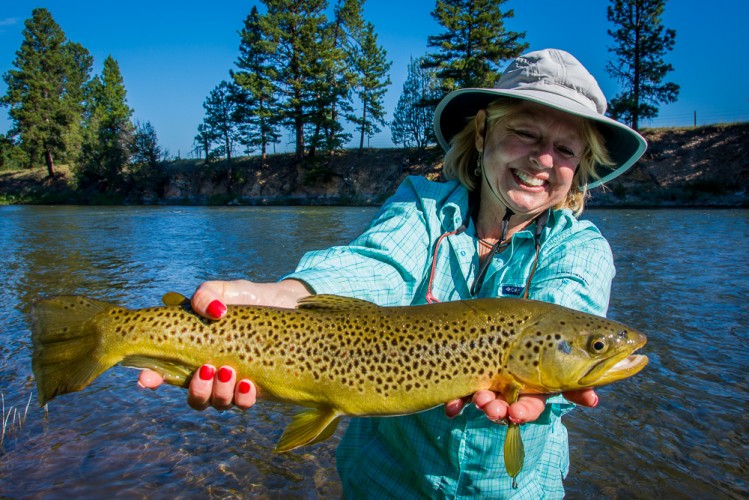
[514,170,545,187]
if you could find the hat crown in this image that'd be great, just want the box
[497,49,608,115]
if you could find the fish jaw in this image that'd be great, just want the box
[578,350,648,387]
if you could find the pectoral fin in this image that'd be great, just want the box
[504,423,524,489]
[122,355,195,387]
[275,407,341,453]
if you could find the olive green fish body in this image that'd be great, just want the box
[31,293,647,479]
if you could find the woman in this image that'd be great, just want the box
[139,49,646,497]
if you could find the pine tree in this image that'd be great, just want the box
[131,121,166,169]
[260,0,329,159]
[192,123,216,162]
[347,19,391,155]
[308,0,357,157]
[1,8,93,177]
[606,0,679,130]
[232,6,281,161]
[391,57,441,149]
[200,80,244,162]
[78,55,133,192]
[130,120,167,195]
[422,0,527,98]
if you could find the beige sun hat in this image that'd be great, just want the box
[433,48,647,188]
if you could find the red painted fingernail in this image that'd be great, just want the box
[199,365,215,381]
[591,394,599,408]
[217,367,233,383]
[206,300,227,319]
[238,380,251,394]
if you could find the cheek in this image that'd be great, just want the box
[553,163,578,189]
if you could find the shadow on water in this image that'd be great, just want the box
[0,206,747,498]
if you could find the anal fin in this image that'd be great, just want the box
[275,407,341,452]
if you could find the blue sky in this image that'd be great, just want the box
[1,0,747,158]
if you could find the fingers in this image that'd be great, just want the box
[473,390,510,421]
[138,369,164,389]
[191,281,228,320]
[563,388,599,408]
[186,364,256,412]
[235,379,257,410]
[471,391,547,424]
[444,396,472,418]
[211,366,237,411]
[506,394,546,424]
[188,364,216,410]
[470,389,599,426]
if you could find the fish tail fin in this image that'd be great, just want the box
[31,296,124,406]
[504,422,525,489]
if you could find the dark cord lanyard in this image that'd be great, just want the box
[470,209,514,296]
[425,207,549,303]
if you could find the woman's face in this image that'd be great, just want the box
[476,101,585,218]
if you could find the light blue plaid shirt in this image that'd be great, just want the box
[286,176,615,498]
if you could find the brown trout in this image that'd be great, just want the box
[31,293,647,484]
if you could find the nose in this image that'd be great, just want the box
[530,140,555,169]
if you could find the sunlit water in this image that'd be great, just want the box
[0,206,746,498]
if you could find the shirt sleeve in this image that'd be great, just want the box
[528,217,615,317]
[284,178,434,306]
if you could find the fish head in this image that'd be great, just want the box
[505,309,648,392]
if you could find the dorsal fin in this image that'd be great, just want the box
[162,292,190,307]
[296,294,379,312]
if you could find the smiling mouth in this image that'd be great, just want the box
[512,169,546,188]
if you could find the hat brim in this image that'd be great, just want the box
[433,88,647,188]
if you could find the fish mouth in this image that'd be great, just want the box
[578,347,649,387]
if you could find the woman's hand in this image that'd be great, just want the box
[444,388,599,423]
[137,279,312,411]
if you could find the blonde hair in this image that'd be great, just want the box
[442,98,614,216]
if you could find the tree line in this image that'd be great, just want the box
[1,0,679,193]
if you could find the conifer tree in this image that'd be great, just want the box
[130,120,167,194]
[308,0,357,157]
[232,6,280,161]
[1,8,93,177]
[606,0,679,130]
[78,55,133,192]
[422,0,527,98]
[260,0,329,159]
[391,57,441,149]
[347,19,391,155]
[200,80,244,162]
[192,123,215,162]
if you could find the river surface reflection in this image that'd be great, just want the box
[0,205,746,498]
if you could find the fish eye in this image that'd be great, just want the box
[589,336,608,353]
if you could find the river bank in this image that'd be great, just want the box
[1,122,747,207]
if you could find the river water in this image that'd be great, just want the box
[0,205,746,498]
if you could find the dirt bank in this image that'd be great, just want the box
[1,123,747,207]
